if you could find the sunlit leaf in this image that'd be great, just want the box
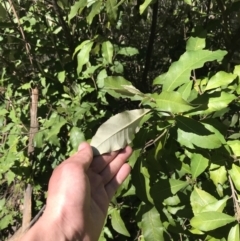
[210,166,227,187]
[141,206,164,241]
[190,153,209,179]
[77,42,93,74]
[228,140,240,156]
[205,71,237,91]
[153,50,227,91]
[91,109,150,155]
[69,127,85,151]
[190,212,235,231]
[186,37,205,51]
[228,224,240,241]
[102,41,113,64]
[229,164,240,192]
[151,91,196,113]
[117,47,139,56]
[190,186,217,215]
[111,209,130,237]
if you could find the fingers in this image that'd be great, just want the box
[90,151,119,173]
[105,163,131,200]
[100,146,132,185]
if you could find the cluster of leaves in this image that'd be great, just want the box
[0,0,240,240]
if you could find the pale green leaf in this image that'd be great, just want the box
[142,206,164,241]
[228,224,240,241]
[228,140,240,156]
[86,1,101,24]
[233,65,240,77]
[69,127,85,151]
[140,0,153,15]
[97,69,107,88]
[229,164,240,192]
[184,0,192,5]
[186,37,205,51]
[121,85,144,96]
[117,47,139,56]
[210,166,227,186]
[207,92,236,112]
[177,81,193,101]
[190,153,209,179]
[201,196,228,213]
[0,214,13,229]
[102,41,113,64]
[58,70,65,83]
[190,187,217,215]
[190,212,235,231]
[77,42,93,74]
[68,0,87,22]
[111,209,130,237]
[106,0,117,22]
[153,50,227,91]
[104,76,143,99]
[73,40,91,58]
[151,91,195,113]
[177,129,222,149]
[91,109,150,155]
[205,71,237,91]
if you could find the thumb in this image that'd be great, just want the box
[68,142,93,170]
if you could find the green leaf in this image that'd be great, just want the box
[68,0,87,22]
[190,212,235,231]
[176,117,222,149]
[111,209,130,237]
[117,47,139,56]
[184,0,192,5]
[151,91,195,113]
[177,81,193,101]
[186,37,205,51]
[229,164,240,192]
[69,127,85,151]
[73,40,91,58]
[87,1,101,24]
[210,166,227,186]
[227,140,240,156]
[151,179,188,202]
[77,42,93,74]
[104,76,132,90]
[228,224,240,241]
[102,41,113,64]
[177,129,222,149]
[132,157,153,204]
[139,0,153,15]
[141,206,164,241]
[206,92,236,113]
[58,70,65,83]
[91,109,150,155]
[190,187,217,215]
[190,153,209,179]
[104,76,143,99]
[153,50,227,91]
[201,196,228,213]
[34,131,44,148]
[106,0,117,22]
[205,71,237,91]
[0,214,13,229]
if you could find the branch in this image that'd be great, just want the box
[7,0,33,65]
[52,0,75,53]
[141,0,158,92]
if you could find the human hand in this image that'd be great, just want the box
[21,142,132,241]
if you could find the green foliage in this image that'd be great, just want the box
[1,0,240,240]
